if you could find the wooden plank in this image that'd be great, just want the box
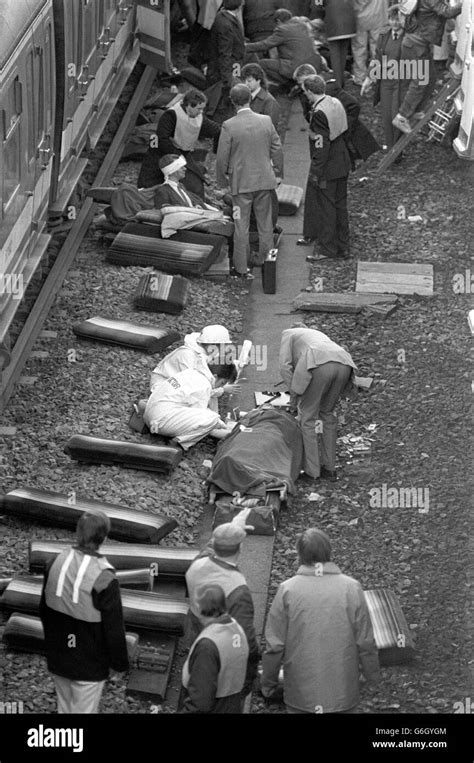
[356,274,432,286]
[357,282,433,295]
[357,261,432,276]
[293,292,398,313]
[0,66,157,413]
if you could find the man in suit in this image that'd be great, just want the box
[206,0,246,124]
[279,324,357,480]
[216,84,284,280]
[312,0,357,87]
[303,75,352,261]
[241,63,280,128]
[245,8,324,85]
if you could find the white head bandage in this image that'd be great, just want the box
[162,155,187,177]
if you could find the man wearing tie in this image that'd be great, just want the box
[153,155,206,208]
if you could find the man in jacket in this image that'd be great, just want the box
[351,0,389,86]
[302,75,352,261]
[241,63,281,127]
[243,0,280,41]
[279,323,356,480]
[137,89,220,196]
[392,0,462,133]
[206,0,246,123]
[261,528,381,713]
[185,521,260,696]
[39,511,129,713]
[245,8,323,85]
[216,84,284,278]
[181,584,249,713]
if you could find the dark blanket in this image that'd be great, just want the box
[208,408,304,497]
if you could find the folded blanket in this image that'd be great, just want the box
[160,205,228,238]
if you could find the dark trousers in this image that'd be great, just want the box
[314,177,349,258]
[380,81,410,148]
[328,39,351,88]
[399,39,437,119]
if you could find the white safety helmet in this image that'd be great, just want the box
[196,324,232,344]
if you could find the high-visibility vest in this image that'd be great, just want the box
[185,556,247,618]
[44,548,113,623]
[182,618,249,698]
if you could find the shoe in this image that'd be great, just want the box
[392,114,412,134]
[230,268,255,280]
[320,466,337,482]
[297,237,314,246]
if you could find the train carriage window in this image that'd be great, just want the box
[26,52,35,161]
[83,0,95,61]
[44,25,53,127]
[2,78,22,209]
[36,52,45,144]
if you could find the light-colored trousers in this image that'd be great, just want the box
[351,28,383,84]
[52,674,106,713]
[232,189,274,273]
[298,361,352,478]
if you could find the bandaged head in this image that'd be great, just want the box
[160,154,187,177]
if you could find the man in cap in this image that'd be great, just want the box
[185,514,260,696]
[39,511,129,713]
[261,528,381,713]
[181,584,249,713]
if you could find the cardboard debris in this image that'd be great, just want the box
[293,292,398,314]
[354,376,374,390]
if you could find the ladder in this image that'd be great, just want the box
[375,76,461,174]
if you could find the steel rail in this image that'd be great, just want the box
[0,65,157,413]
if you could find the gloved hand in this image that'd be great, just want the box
[223,382,241,395]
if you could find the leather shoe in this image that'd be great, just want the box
[320,466,337,482]
[297,237,314,246]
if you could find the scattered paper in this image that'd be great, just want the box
[408,215,423,222]
[308,492,323,502]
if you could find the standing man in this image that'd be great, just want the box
[39,512,129,713]
[351,0,389,87]
[181,585,249,713]
[392,0,462,134]
[241,63,281,128]
[185,520,260,697]
[206,0,246,124]
[216,84,284,279]
[261,528,381,713]
[302,75,352,261]
[279,323,356,480]
[312,0,357,87]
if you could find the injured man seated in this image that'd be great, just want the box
[143,364,239,450]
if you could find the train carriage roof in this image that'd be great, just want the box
[0,0,50,71]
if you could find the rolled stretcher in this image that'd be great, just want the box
[72,317,180,353]
[364,589,415,665]
[106,223,224,276]
[1,577,189,635]
[29,540,200,577]
[1,488,178,544]
[64,435,182,474]
[133,272,190,315]
[3,612,140,662]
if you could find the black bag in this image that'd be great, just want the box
[213,501,277,536]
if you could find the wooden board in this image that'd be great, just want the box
[356,261,433,296]
[293,292,398,313]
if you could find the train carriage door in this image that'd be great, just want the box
[136,0,172,72]
[29,15,55,251]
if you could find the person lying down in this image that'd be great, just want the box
[143,364,239,450]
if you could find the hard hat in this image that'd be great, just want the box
[196,325,232,344]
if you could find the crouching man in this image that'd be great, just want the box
[181,584,249,713]
[144,364,239,450]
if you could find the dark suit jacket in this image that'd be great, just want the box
[313,0,356,40]
[309,109,351,181]
[325,83,381,162]
[246,20,323,78]
[207,9,245,89]
[250,88,280,128]
[153,184,206,210]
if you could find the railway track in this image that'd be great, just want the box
[0,65,158,414]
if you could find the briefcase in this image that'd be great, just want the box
[262,249,278,294]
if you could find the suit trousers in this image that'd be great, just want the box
[232,189,274,273]
[351,28,381,84]
[52,673,106,713]
[314,178,349,258]
[298,361,352,478]
[379,81,410,148]
[398,39,437,119]
[328,39,351,88]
